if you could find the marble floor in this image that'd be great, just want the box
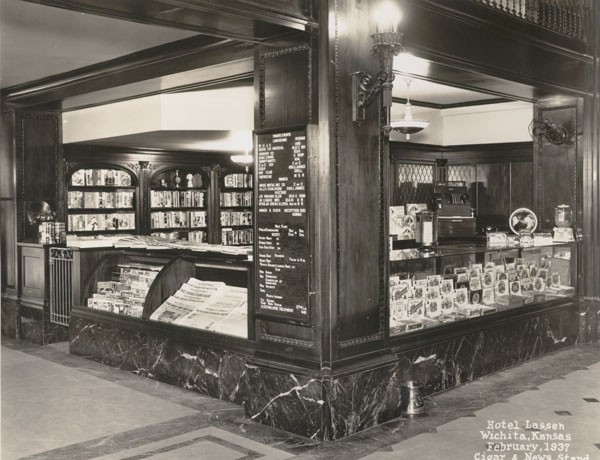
[2,338,599,460]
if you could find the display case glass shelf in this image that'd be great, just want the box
[389,242,577,336]
[80,251,252,339]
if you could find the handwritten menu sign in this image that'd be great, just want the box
[255,128,309,322]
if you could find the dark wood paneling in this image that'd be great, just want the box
[510,162,534,211]
[0,201,18,291]
[390,142,533,164]
[23,0,314,38]
[19,246,45,302]
[334,1,385,348]
[1,111,18,292]
[1,112,16,198]
[400,0,592,96]
[16,111,62,242]
[256,43,315,129]
[533,103,579,232]
[476,163,510,230]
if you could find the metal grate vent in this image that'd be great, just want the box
[49,247,73,326]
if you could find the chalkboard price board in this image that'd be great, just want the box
[255,127,309,322]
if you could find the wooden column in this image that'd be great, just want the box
[581,0,600,301]
[327,1,388,358]
[15,110,63,242]
[1,109,18,297]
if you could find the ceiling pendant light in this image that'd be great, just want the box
[390,79,429,141]
[231,151,253,172]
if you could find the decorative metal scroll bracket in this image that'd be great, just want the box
[352,71,389,126]
[352,31,404,128]
[529,118,573,145]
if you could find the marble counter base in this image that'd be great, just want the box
[70,305,578,441]
[246,306,578,440]
[147,337,248,405]
[1,297,18,338]
[579,300,600,343]
[69,316,249,406]
[17,304,70,345]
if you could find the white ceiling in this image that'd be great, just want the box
[0,0,197,89]
[392,77,496,105]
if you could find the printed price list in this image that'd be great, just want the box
[256,129,309,321]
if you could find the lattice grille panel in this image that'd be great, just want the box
[448,165,475,184]
[395,163,434,206]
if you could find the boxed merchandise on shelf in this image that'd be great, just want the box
[220,191,253,207]
[223,173,253,188]
[70,191,134,210]
[76,168,132,187]
[221,228,253,245]
[151,190,205,208]
[388,244,576,336]
[69,213,135,232]
[68,191,84,208]
[220,210,252,226]
[150,210,207,229]
[86,263,163,317]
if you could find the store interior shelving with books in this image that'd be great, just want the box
[67,167,137,234]
[63,149,255,248]
[220,172,253,246]
[150,168,209,243]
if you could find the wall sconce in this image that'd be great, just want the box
[352,2,404,130]
[387,78,429,140]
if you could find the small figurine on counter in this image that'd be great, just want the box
[186,173,194,188]
[160,179,168,187]
[174,170,181,188]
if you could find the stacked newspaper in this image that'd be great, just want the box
[149,278,247,338]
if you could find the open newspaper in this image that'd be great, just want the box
[149,278,247,338]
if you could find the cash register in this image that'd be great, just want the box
[431,180,476,238]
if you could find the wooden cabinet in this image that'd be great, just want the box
[18,243,48,309]
[63,147,254,245]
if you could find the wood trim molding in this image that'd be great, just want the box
[2,37,255,108]
[22,0,316,39]
[390,141,534,164]
[257,43,313,128]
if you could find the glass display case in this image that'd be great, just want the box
[78,250,252,339]
[389,242,577,336]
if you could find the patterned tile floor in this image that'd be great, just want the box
[2,338,599,460]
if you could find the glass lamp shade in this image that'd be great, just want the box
[390,119,430,134]
[231,154,253,165]
[390,99,429,140]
